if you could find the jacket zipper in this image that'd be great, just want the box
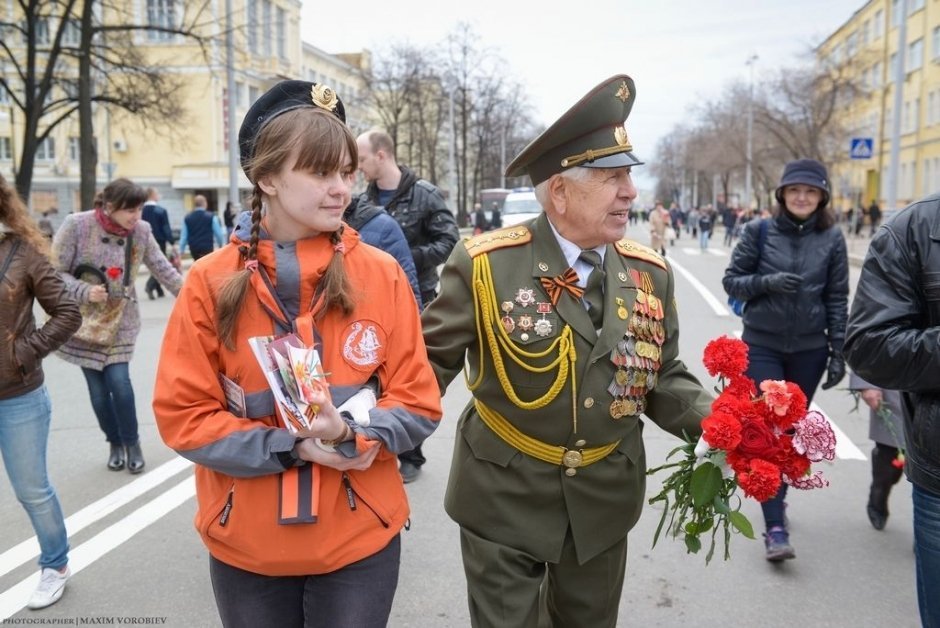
[219,485,234,527]
[342,472,390,528]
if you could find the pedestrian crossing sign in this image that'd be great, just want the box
[850,138,874,159]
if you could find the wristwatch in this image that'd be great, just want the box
[277,438,308,468]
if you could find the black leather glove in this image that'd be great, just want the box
[762,272,802,294]
[821,352,846,390]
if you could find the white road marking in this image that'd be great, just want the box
[667,256,732,317]
[0,476,196,621]
[0,455,193,579]
[680,247,727,257]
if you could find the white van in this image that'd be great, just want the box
[501,190,542,227]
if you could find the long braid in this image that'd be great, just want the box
[216,185,265,349]
[314,225,355,319]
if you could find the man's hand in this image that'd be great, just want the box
[859,389,883,411]
[821,353,846,390]
[762,272,802,294]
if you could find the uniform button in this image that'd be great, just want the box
[565,468,577,477]
[574,439,586,447]
[520,333,529,341]
[583,397,594,409]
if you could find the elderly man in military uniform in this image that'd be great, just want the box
[421,75,714,627]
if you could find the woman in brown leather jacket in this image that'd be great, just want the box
[0,175,81,610]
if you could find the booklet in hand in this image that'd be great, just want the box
[248,333,329,432]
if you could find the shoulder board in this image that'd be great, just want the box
[614,239,667,270]
[415,179,441,193]
[464,226,532,258]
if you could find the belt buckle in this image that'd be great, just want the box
[562,449,583,469]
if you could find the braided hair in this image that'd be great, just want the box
[215,108,357,349]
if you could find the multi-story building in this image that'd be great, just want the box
[0,1,370,229]
[819,0,940,212]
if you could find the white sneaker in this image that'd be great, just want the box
[27,566,70,610]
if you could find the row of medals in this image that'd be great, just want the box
[500,287,553,341]
[607,289,665,419]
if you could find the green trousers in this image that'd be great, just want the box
[459,526,628,628]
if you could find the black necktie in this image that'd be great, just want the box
[578,250,605,329]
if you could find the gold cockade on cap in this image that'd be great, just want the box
[614,125,631,148]
[615,80,631,103]
[310,84,338,112]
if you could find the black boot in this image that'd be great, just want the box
[126,442,145,474]
[867,445,903,530]
[107,444,126,471]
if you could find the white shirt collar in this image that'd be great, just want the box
[546,218,606,286]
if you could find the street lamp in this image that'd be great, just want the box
[745,54,758,210]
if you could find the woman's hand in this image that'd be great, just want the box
[293,379,347,442]
[294,438,380,471]
[88,285,109,303]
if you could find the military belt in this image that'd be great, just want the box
[474,399,620,470]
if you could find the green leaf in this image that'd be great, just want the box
[712,495,731,515]
[697,516,714,533]
[684,533,702,554]
[690,463,723,508]
[729,511,755,539]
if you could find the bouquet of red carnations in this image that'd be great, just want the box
[648,336,836,563]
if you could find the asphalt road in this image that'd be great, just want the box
[0,222,918,627]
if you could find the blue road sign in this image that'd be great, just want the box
[850,138,874,159]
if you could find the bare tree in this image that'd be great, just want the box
[0,0,213,204]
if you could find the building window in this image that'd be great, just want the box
[890,52,898,82]
[276,7,286,58]
[0,87,10,105]
[69,137,80,162]
[874,9,884,38]
[23,18,50,45]
[910,0,925,13]
[147,0,177,42]
[846,31,858,58]
[0,137,11,161]
[248,85,259,105]
[61,19,80,46]
[933,27,940,61]
[36,137,55,162]
[862,20,870,46]
[891,0,901,27]
[247,0,258,53]
[234,81,244,108]
[262,0,272,57]
[909,38,924,72]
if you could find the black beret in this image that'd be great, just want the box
[238,79,346,180]
[505,75,643,186]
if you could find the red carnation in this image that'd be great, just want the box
[737,459,782,502]
[106,267,123,280]
[701,412,743,450]
[702,336,749,379]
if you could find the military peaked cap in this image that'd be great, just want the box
[505,75,643,185]
[238,79,346,180]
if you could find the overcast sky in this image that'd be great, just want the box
[300,0,864,189]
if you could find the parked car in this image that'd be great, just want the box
[501,190,542,227]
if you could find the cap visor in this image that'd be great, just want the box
[580,151,644,169]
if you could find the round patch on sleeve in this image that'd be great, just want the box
[341,320,388,371]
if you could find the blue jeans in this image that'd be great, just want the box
[0,385,69,570]
[745,343,829,530]
[209,535,400,628]
[914,484,940,627]
[699,229,710,250]
[81,363,139,446]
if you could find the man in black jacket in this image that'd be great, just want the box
[356,129,459,483]
[845,194,940,628]
[142,188,175,300]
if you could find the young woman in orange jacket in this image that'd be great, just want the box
[153,80,441,628]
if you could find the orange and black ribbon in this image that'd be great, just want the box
[539,268,585,305]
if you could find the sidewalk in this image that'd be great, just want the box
[842,226,876,268]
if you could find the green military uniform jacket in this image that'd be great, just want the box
[422,214,713,564]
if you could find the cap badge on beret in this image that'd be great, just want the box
[311,84,338,112]
[616,81,631,103]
